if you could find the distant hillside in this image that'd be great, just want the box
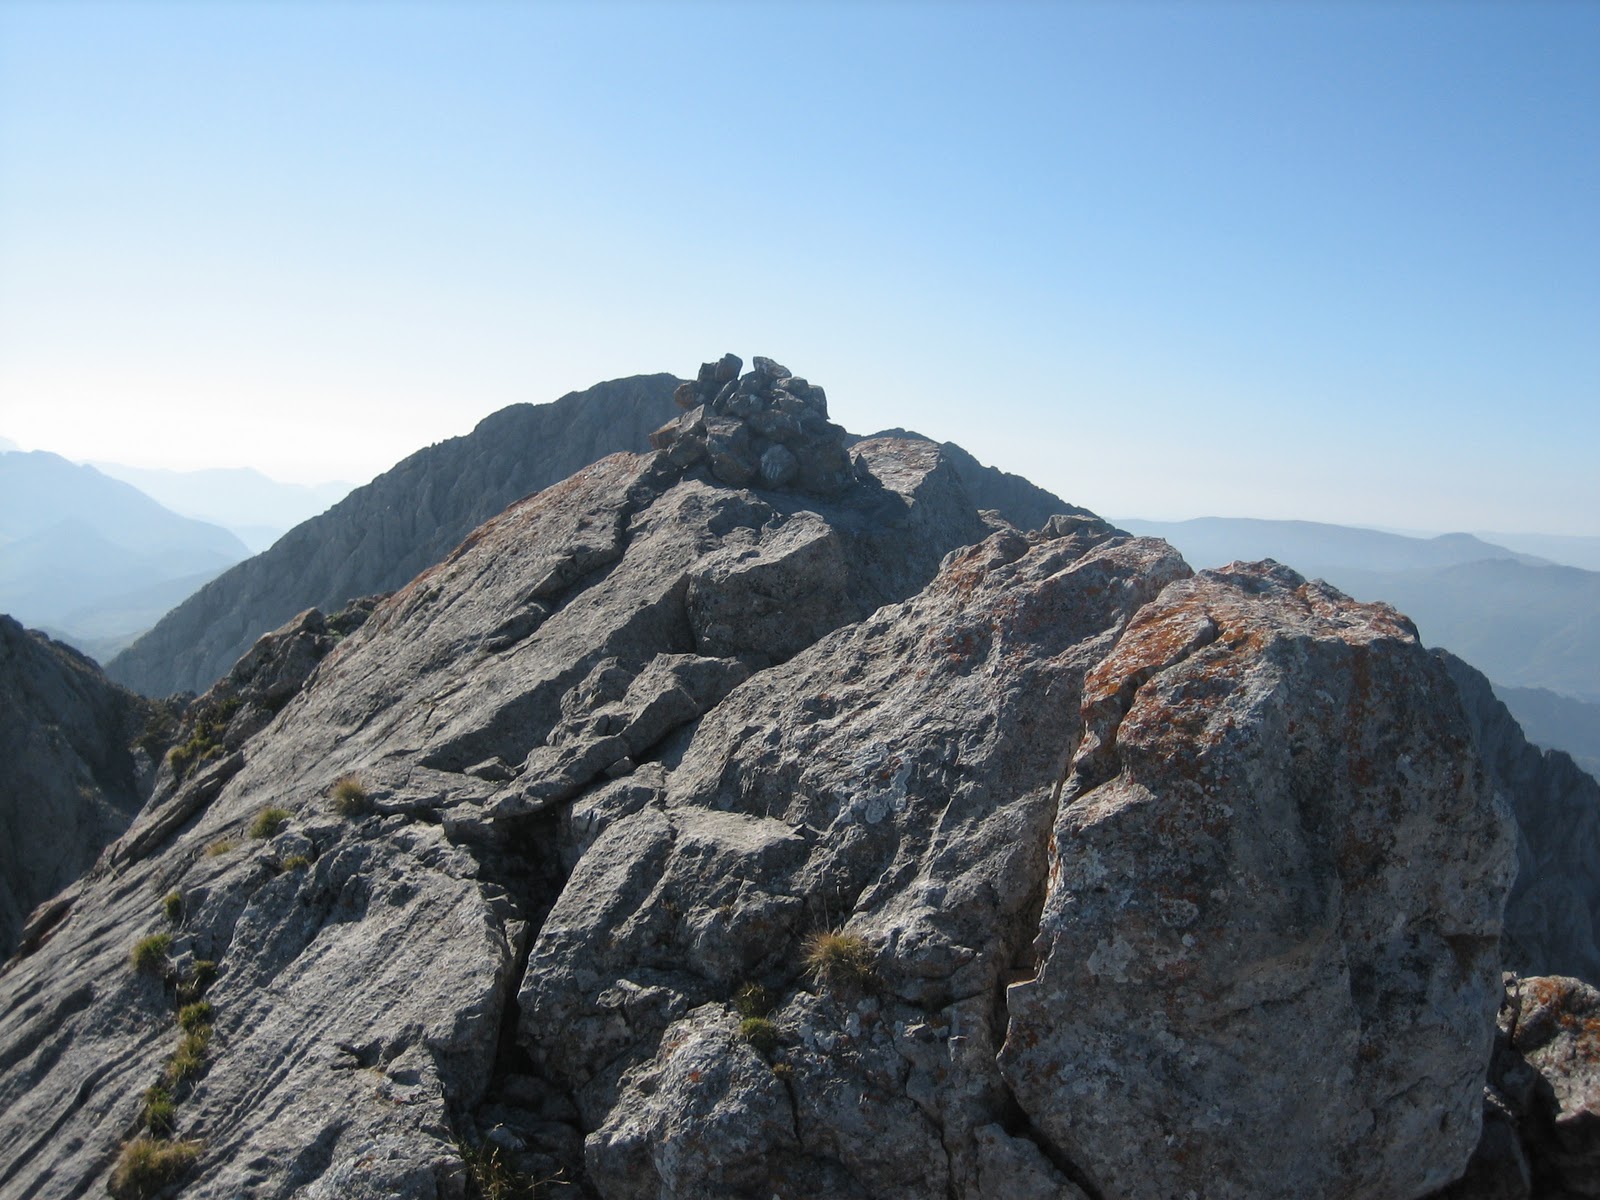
[107,374,685,696]
[94,461,354,552]
[0,451,249,652]
[1477,530,1600,573]
[1498,685,1600,780]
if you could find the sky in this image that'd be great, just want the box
[0,1,1595,534]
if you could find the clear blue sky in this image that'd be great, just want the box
[1,1,1595,533]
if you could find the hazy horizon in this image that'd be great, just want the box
[2,2,1595,533]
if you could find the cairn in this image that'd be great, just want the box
[648,354,856,496]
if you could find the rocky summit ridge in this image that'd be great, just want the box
[0,355,1596,1200]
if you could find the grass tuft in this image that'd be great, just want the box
[739,1016,780,1055]
[177,1000,212,1033]
[162,891,183,924]
[204,838,237,858]
[280,854,311,872]
[140,1086,175,1136]
[248,806,291,840]
[733,982,773,1019]
[801,929,877,991]
[459,1139,553,1200]
[164,1028,211,1086]
[130,933,172,974]
[329,773,370,816]
[107,1137,202,1199]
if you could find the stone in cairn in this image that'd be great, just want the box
[650,354,854,496]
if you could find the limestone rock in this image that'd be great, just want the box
[0,363,995,1199]
[0,359,1540,1200]
[1493,974,1600,1196]
[518,518,1191,1196]
[999,561,1517,1200]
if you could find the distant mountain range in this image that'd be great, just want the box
[91,462,353,552]
[0,451,250,658]
[1475,531,1600,573]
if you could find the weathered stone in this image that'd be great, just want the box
[585,1006,797,1199]
[759,443,799,488]
[1000,562,1517,1200]
[1492,975,1600,1196]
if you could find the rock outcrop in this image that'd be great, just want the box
[1439,974,1600,1199]
[0,360,1527,1200]
[1438,649,1600,984]
[857,427,1085,534]
[1000,564,1513,1199]
[0,615,158,958]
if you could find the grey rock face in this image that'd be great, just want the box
[0,615,155,958]
[0,366,996,1199]
[539,517,1186,1198]
[0,364,1530,1200]
[107,374,684,698]
[999,562,1516,1200]
[1437,649,1600,985]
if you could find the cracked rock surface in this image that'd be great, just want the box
[0,359,1533,1200]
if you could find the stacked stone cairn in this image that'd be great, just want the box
[649,353,856,496]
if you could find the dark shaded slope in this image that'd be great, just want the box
[0,616,156,957]
[1437,648,1600,984]
[106,374,682,696]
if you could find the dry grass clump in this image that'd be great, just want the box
[161,891,183,924]
[140,1086,176,1136]
[329,773,371,816]
[177,1001,212,1033]
[204,837,237,858]
[248,806,291,840]
[801,929,876,990]
[107,1137,202,1199]
[733,982,773,1018]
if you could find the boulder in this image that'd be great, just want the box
[999,562,1517,1200]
